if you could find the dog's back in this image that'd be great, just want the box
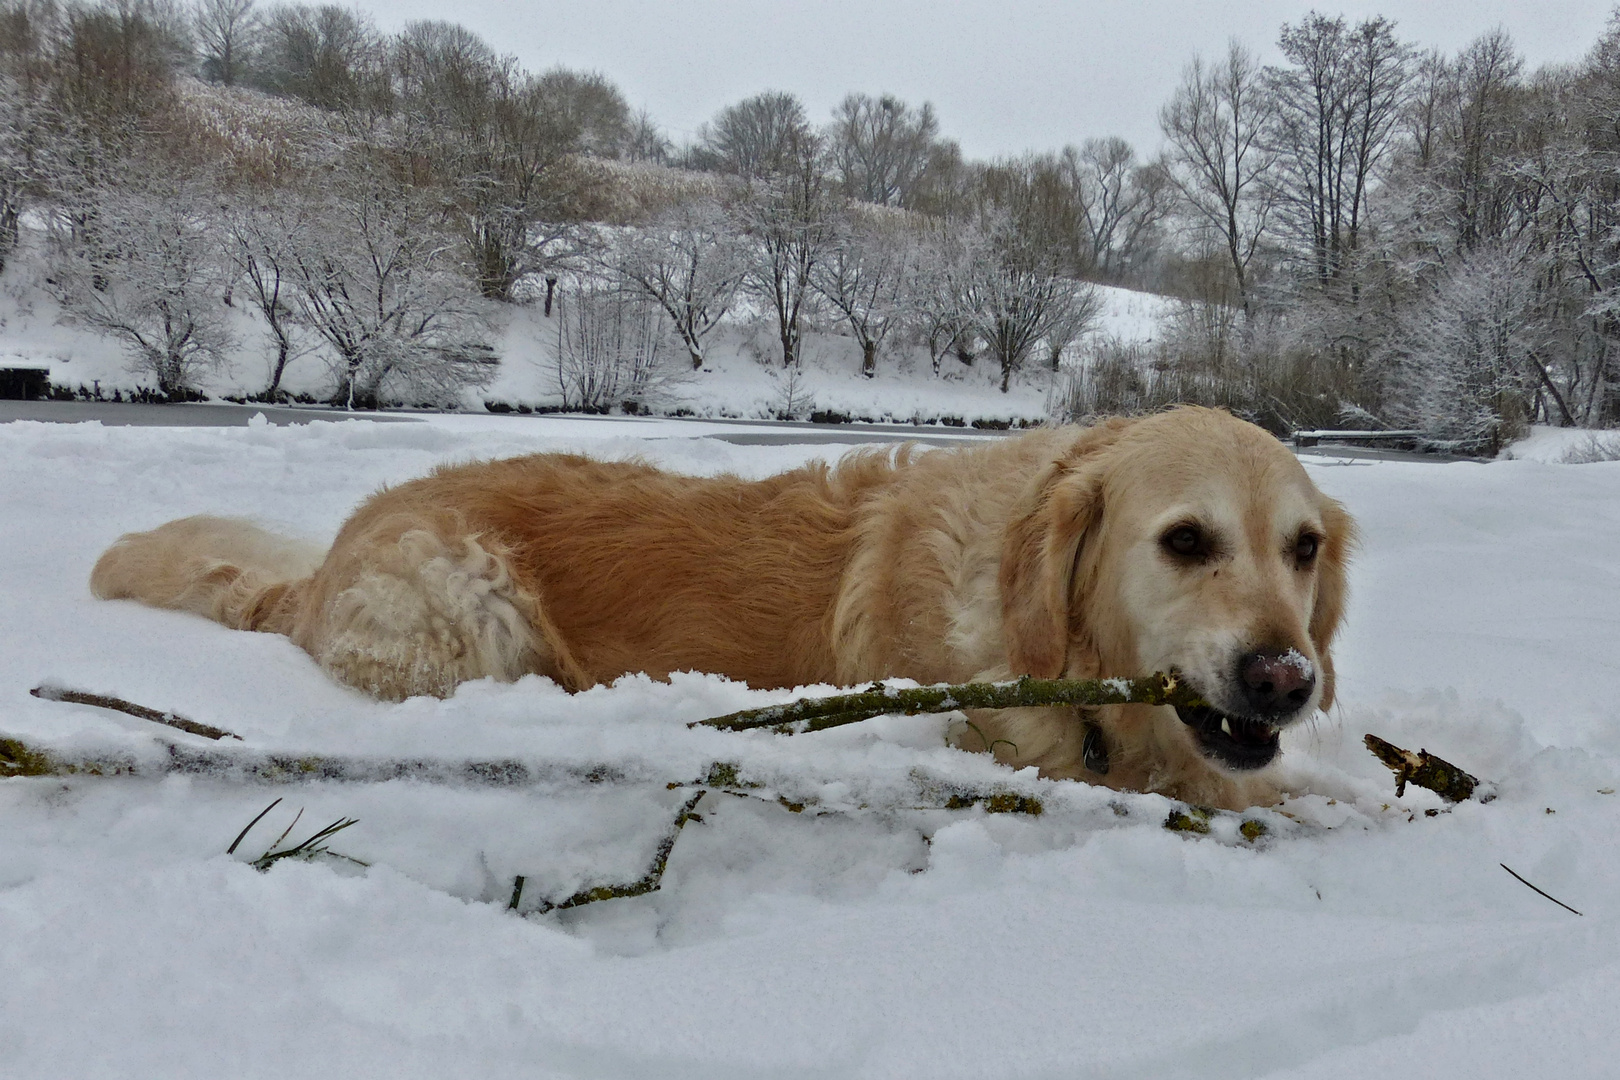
[89,450,910,699]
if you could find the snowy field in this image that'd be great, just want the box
[3,413,1620,1078]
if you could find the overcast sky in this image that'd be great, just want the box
[361,0,1619,159]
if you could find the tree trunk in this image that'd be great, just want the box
[544,277,558,317]
[862,338,876,378]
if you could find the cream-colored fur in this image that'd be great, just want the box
[90,408,1353,809]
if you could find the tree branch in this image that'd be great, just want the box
[691,673,1210,734]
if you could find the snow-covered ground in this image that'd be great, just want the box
[3,415,1620,1078]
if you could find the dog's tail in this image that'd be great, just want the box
[90,516,326,636]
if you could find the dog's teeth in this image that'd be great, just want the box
[1220,718,1232,737]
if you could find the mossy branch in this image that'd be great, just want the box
[0,736,638,786]
[692,673,1209,734]
[521,790,708,915]
[1363,734,1493,803]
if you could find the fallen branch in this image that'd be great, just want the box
[693,673,1208,734]
[522,790,707,915]
[0,735,638,787]
[1363,734,1492,803]
[30,684,242,741]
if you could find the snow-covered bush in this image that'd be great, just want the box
[554,281,670,409]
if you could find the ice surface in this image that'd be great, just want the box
[3,416,1620,1078]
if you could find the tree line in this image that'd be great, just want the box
[4,0,1620,445]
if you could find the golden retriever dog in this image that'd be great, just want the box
[90,406,1352,809]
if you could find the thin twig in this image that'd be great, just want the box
[226,797,283,855]
[31,684,242,741]
[693,673,1209,734]
[1500,863,1583,916]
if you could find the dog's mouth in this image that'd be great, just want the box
[1175,703,1282,770]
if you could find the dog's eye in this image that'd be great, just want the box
[1162,524,1207,560]
[1295,532,1320,564]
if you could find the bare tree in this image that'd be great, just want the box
[698,91,811,178]
[256,3,388,112]
[193,0,258,86]
[737,129,835,368]
[826,92,940,207]
[811,208,914,376]
[1266,13,1413,288]
[1161,41,1278,316]
[623,108,669,164]
[1058,137,1172,280]
[608,197,745,369]
[535,67,630,158]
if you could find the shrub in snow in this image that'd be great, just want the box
[553,282,671,410]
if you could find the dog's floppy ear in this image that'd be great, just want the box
[1309,496,1356,711]
[999,459,1104,678]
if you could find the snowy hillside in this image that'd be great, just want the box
[2,414,1619,1078]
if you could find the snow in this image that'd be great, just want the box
[1502,423,1620,464]
[3,415,1620,1077]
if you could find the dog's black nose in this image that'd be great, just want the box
[1237,650,1315,716]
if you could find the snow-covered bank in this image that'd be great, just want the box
[3,254,1173,426]
[2,417,1619,1078]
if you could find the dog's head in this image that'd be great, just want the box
[1000,408,1354,772]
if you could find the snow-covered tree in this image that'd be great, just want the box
[279,170,493,408]
[222,196,315,397]
[908,218,979,375]
[554,281,668,409]
[49,176,234,398]
[607,197,745,369]
[736,134,836,368]
[811,208,914,377]
[1378,243,1536,450]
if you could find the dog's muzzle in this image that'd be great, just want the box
[1176,648,1315,769]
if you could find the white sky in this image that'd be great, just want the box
[361,0,1619,159]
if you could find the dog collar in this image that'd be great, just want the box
[1082,719,1110,775]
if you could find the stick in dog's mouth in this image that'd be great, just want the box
[1174,702,1283,770]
